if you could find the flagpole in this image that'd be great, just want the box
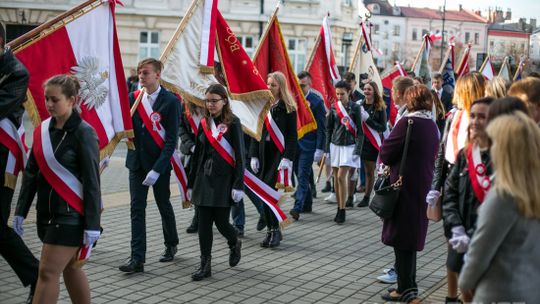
[252,0,282,60]
[479,52,490,73]
[455,44,470,77]
[7,0,101,52]
[348,25,362,72]
[160,0,201,64]
[305,33,321,71]
[410,37,426,73]
[499,56,508,76]
[438,45,451,74]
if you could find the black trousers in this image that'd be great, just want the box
[263,204,279,229]
[198,206,238,257]
[394,247,418,299]
[0,186,39,287]
[129,170,179,263]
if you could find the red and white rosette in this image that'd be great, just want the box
[150,112,162,131]
[467,144,491,203]
[335,101,357,137]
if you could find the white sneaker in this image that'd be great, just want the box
[353,194,358,203]
[324,193,337,203]
[377,268,397,284]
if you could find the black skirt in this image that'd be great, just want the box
[37,223,84,247]
[361,137,379,162]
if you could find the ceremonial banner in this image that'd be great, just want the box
[411,35,433,88]
[9,0,133,160]
[349,22,383,97]
[160,0,272,140]
[253,10,316,139]
[456,43,471,78]
[0,119,27,189]
[479,55,495,80]
[439,44,456,95]
[498,56,511,82]
[305,15,340,109]
[381,62,406,126]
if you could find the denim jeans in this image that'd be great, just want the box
[231,186,264,229]
[293,149,314,212]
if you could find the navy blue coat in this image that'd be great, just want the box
[298,90,326,153]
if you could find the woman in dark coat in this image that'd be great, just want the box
[250,71,297,248]
[358,81,387,207]
[379,85,439,302]
[187,83,244,281]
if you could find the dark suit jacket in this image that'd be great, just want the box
[188,115,245,207]
[298,90,326,153]
[441,90,453,113]
[126,87,180,174]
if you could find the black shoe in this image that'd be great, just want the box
[445,296,462,304]
[311,187,317,198]
[345,196,354,208]
[119,259,144,273]
[159,246,177,262]
[336,209,345,224]
[334,207,339,222]
[301,206,312,213]
[381,290,401,302]
[256,216,266,231]
[229,240,242,267]
[186,222,198,233]
[321,181,331,193]
[192,255,211,281]
[25,284,36,304]
[235,226,245,238]
[357,195,370,207]
[289,209,300,221]
[268,229,281,248]
[260,230,271,248]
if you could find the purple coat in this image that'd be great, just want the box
[379,116,439,252]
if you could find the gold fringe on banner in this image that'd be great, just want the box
[4,173,18,190]
[98,130,133,161]
[279,218,291,230]
[275,183,295,193]
[182,200,192,209]
[229,90,274,103]
[23,93,42,127]
[297,121,318,140]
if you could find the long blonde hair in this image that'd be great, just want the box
[485,76,510,99]
[268,71,297,113]
[453,72,485,113]
[486,111,540,219]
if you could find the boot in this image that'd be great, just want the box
[321,181,331,193]
[191,255,211,281]
[269,229,281,248]
[336,209,345,224]
[260,229,271,248]
[229,239,242,267]
[334,207,340,222]
[186,207,199,233]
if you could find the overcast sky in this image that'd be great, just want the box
[389,0,540,21]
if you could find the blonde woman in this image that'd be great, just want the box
[459,112,540,302]
[485,76,510,99]
[250,71,297,248]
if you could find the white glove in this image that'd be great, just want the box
[83,229,101,246]
[449,226,470,253]
[12,216,24,237]
[314,149,324,163]
[250,158,260,174]
[142,170,160,186]
[187,189,192,201]
[100,155,110,169]
[361,107,370,122]
[426,190,441,207]
[278,158,293,170]
[231,189,244,203]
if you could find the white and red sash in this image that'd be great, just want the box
[276,165,294,192]
[445,109,469,164]
[335,101,357,137]
[185,107,202,136]
[0,118,27,189]
[264,111,285,154]
[135,90,189,205]
[362,122,383,151]
[32,118,84,214]
[466,144,491,203]
[201,117,291,228]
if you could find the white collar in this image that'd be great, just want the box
[145,85,161,102]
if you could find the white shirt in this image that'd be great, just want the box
[145,85,162,108]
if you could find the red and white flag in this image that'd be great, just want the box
[10,0,133,159]
[479,55,495,80]
[456,44,471,78]
[349,22,383,97]
[498,56,511,82]
[381,62,406,126]
[0,119,27,189]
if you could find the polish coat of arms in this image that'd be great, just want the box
[71,56,109,110]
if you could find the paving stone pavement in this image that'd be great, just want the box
[2,146,450,303]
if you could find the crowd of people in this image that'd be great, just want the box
[1,20,540,303]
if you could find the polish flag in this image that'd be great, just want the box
[10,0,133,158]
[429,32,443,41]
[479,56,495,80]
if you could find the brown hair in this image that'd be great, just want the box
[508,78,540,106]
[365,81,386,111]
[392,76,414,97]
[431,89,446,119]
[487,96,529,123]
[204,83,234,127]
[44,74,81,112]
[453,72,485,113]
[404,84,434,112]
[137,58,163,73]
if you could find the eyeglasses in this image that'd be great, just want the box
[204,98,223,104]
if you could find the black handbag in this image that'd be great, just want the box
[369,119,414,219]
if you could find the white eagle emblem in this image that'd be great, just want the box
[71,57,109,110]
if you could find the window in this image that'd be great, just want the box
[384,20,389,25]
[465,32,470,43]
[238,35,255,58]
[412,29,418,41]
[382,32,389,40]
[474,33,479,45]
[287,38,306,73]
[393,25,400,36]
[139,31,160,59]
[421,29,429,37]
[392,42,400,52]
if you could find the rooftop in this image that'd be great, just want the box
[400,6,488,23]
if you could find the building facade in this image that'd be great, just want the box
[0,0,361,76]
[487,22,531,64]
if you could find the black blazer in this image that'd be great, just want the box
[178,102,197,156]
[126,87,181,174]
[325,102,364,156]
[188,115,245,207]
[441,90,453,113]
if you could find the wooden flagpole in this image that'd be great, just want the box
[478,52,490,74]
[410,37,426,73]
[305,12,330,71]
[455,44,470,77]
[252,0,282,60]
[438,45,451,74]
[348,25,362,73]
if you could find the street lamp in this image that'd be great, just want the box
[440,0,447,63]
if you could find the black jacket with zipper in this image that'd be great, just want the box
[325,102,364,156]
[16,111,101,230]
